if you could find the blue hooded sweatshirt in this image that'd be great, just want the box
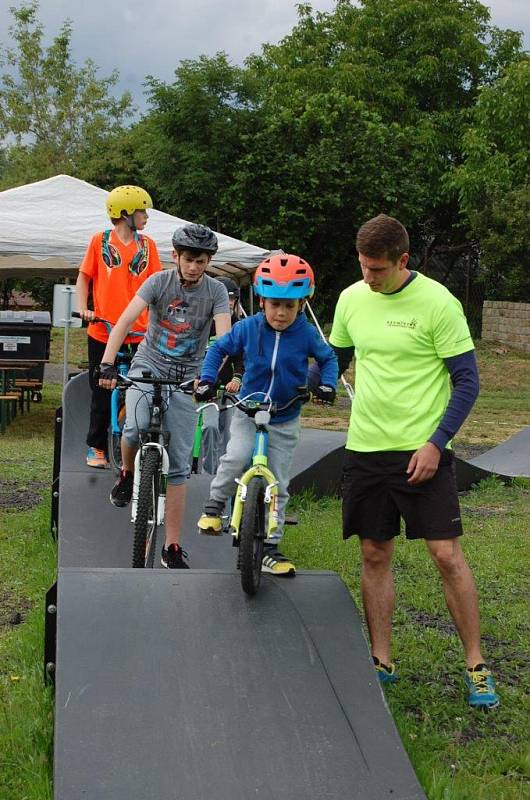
[200,312,338,423]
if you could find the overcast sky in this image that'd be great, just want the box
[0,0,528,110]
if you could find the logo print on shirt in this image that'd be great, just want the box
[386,318,418,329]
[158,297,193,352]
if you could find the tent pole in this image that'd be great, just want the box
[305,300,354,401]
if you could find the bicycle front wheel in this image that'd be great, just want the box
[132,449,160,569]
[239,476,266,596]
[108,388,127,471]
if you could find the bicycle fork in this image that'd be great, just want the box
[230,467,280,541]
[230,424,280,543]
[131,443,170,526]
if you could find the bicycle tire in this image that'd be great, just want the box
[239,476,266,595]
[132,448,160,569]
[108,389,127,471]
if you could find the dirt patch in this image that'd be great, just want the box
[0,590,32,630]
[452,726,486,744]
[405,608,458,636]
[404,608,527,686]
[0,479,47,511]
[460,505,509,517]
[453,444,494,460]
[302,416,348,430]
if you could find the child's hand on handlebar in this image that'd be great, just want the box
[312,385,336,405]
[97,362,119,390]
[79,309,96,322]
[194,380,217,402]
[225,376,241,393]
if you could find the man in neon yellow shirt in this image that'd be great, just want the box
[329,214,499,710]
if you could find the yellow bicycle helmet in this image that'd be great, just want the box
[106,185,153,219]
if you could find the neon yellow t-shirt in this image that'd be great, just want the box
[329,273,474,451]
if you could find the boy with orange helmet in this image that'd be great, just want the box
[195,253,338,575]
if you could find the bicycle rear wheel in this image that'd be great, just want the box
[108,388,126,471]
[132,449,160,568]
[239,476,266,595]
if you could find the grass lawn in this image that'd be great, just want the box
[283,480,530,800]
[0,340,529,799]
[0,383,60,800]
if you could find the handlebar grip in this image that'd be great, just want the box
[71,311,105,324]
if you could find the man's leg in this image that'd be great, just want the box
[360,538,395,666]
[425,538,484,667]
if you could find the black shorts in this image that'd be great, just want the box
[341,449,463,541]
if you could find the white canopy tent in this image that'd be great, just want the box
[0,174,271,283]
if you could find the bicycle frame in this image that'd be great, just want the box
[129,380,171,526]
[197,391,309,542]
[230,420,279,542]
[110,353,134,437]
[191,408,203,474]
[122,373,194,530]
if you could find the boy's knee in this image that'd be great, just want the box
[167,471,188,486]
[122,432,139,450]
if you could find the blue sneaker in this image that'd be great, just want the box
[464,664,499,710]
[86,446,108,468]
[373,656,398,684]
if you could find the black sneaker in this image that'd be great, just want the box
[262,544,296,576]
[161,543,190,569]
[110,469,133,507]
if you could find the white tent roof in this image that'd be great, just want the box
[0,174,270,281]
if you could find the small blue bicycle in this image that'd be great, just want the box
[72,312,144,470]
[197,388,310,595]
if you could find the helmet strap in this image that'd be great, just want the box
[122,212,137,232]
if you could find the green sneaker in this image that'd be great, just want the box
[465,664,499,710]
[373,656,398,684]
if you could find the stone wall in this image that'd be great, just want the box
[481,301,530,352]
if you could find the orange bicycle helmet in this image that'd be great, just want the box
[253,254,315,299]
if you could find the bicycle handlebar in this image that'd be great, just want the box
[117,373,196,394]
[204,388,311,417]
[71,311,144,338]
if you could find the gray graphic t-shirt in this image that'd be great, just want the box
[133,270,229,377]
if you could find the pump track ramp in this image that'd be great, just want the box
[454,426,530,490]
[50,371,427,800]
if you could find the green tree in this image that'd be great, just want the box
[137,1,525,316]
[139,53,257,227]
[450,57,530,300]
[0,1,134,187]
[226,0,523,308]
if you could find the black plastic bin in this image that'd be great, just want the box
[0,310,51,387]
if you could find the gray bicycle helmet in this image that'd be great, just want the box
[216,276,240,298]
[172,223,218,254]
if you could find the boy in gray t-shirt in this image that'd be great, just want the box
[98,224,231,568]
